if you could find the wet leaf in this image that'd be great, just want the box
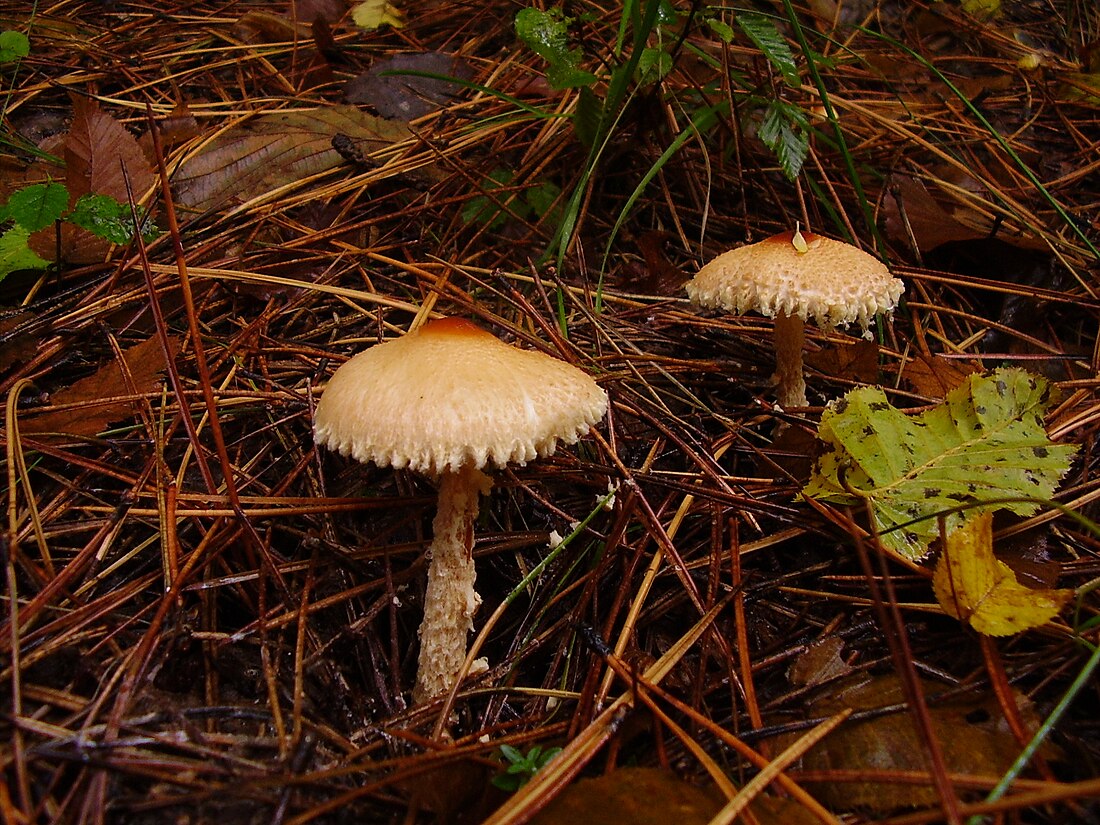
[882,175,988,254]
[528,767,817,825]
[0,225,49,281]
[933,512,1071,635]
[173,106,413,213]
[898,353,983,400]
[514,7,597,90]
[803,368,1077,559]
[21,336,179,437]
[345,52,472,120]
[64,96,155,205]
[788,636,853,688]
[351,0,404,30]
[805,338,880,385]
[780,673,1040,812]
[26,97,156,264]
[0,30,29,63]
[1,181,69,231]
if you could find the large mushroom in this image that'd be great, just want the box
[314,317,608,703]
[686,230,904,410]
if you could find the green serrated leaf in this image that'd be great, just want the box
[636,46,673,84]
[573,85,604,148]
[3,183,69,232]
[705,18,735,44]
[0,225,49,282]
[67,193,141,245]
[735,12,800,87]
[515,7,596,89]
[758,100,808,180]
[0,30,30,63]
[803,369,1078,559]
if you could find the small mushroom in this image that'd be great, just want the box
[686,230,904,409]
[314,317,608,703]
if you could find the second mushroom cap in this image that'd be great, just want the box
[686,230,903,336]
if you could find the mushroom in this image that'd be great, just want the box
[314,317,608,703]
[686,230,904,410]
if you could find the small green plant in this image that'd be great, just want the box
[0,29,29,63]
[0,182,158,282]
[461,167,563,232]
[491,744,562,792]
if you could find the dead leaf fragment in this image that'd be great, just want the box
[173,106,414,213]
[345,52,473,121]
[788,636,853,688]
[898,353,982,399]
[933,512,1072,636]
[529,767,818,825]
[805,338,880,385]
[779,673,1043,811]
[21,336,179,437]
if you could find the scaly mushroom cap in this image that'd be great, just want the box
[314,317,608,476]
[686,231,904,335]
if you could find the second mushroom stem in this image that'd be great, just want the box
[414,463,493,704]
[773,310,808,411]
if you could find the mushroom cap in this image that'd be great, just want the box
[685,231,904,333]
[314,317,608,476]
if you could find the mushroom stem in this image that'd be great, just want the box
[414,463,493,704]
[773,310,808,410]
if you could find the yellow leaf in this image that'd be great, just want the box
[960,0,1000,17]
[933,512,1071,636]
[351,0,405,30]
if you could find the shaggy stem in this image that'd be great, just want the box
[413,464,492,704]
[773,310,808,410]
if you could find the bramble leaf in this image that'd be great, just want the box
[0,30,29,63]
[803,368,1077,559]
[2,182,69,231]
[0,225,49,281]
[515,7,596,89]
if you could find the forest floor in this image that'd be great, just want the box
[1,0,1100,822]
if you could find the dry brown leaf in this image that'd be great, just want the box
[898,353,983,399]
[788,636,853,688]
[933,512,1072,636]
[805,338,880,384]
[173,106,416,213]
[21,335,179,437]
[779,673,1042,811]
[529,767,818,825]
[64,95,155,203]
[882,175,989,255]
[345,52,473,121]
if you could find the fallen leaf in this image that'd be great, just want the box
[63,95,155,207]
[803,368,1077,559]
[351,0,404,30]
[898,353,982,400]
[529,767,818,825]
[805,338,880,385]
[882,175,987,255]
[779,673,1043,811]
[173,106,416,213]
[21,335,179,437]
[788,636,853,688]
[27,97,155,264]
[345,52,473,121]
[933,512,1072,636]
